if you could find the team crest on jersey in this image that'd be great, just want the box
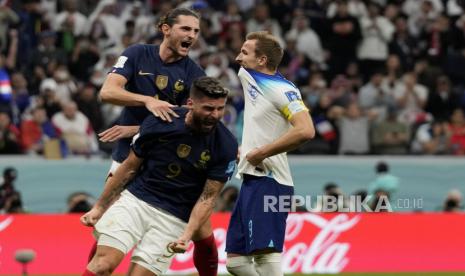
[195,150,211,169]
[155,75,168,90]
[174,79,185,93]
[247,84,259,101]
[177,144,191,158]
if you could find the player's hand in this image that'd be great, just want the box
[168,239,189,254]
[145,98,179,122]
[246,147,266,167]
[80,207,104,227]
[98,125,140,142]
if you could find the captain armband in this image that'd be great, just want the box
[280,101,309,120]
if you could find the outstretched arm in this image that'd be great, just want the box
[170,179,225,252]
[246,111,315,166]
[80,150,143,226]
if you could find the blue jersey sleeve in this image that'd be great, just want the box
[131,115,162,158]
[110,44,143,80]
[207,130,238,182]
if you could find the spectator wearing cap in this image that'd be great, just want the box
[39,78,61,118]
[0,167,24,214]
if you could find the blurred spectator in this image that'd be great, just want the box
[336,102,371,154]
[52,101,98,154]
[448,108,465,155]
[0,111,20,154]
[368,161,400,199]
[357,2,395,81]
[38,78,61,118]
[393,72,429,125]
[53,0,88,37]
[407,0,440,37]
[327,0,367,19]
[326,0,362,77]
[67,191,94,213]
[285,14,325,67]
[372,106,410,154]
[0,167,24,214]
[359,71,395,121]
[411,120,451,154]
[20,107,58,154]
[442,189,463,212]
[389,15,419,70]
[214,186,238,212]
[74,84,103,132]
[246,4,283,45]
[314,182,348,212]
[29,31,67,75]
[0,2,20,52]
[69,37,99,83]
[426,76,460,120]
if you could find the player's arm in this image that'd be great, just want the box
[170,179,225,252]
[99,73,178,122]
[246,111,315,166]
[98,124,140,142]
[80,150,143,226]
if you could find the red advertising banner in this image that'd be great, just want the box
[0,213,464,274]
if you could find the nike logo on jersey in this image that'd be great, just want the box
[138,70,154,76]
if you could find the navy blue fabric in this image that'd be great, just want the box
[225,175,294,254]
[111,44,205,162]
[126,108,238,222]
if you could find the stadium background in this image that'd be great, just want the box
[1,0,465,274]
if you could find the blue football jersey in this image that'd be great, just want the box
[110,44,205,162]
[126,108,238,222]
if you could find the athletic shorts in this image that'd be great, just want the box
[94,190,186,274]
[225,174,294,254]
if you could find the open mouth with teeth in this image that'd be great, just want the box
[181,41,192,49]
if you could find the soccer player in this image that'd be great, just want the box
[225,31,315,275]
[80,77,238,276]
[93,8,219,275]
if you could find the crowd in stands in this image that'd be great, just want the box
[1,0,465,157]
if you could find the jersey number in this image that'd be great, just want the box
[166,163,181,178]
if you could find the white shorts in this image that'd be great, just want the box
[94,190,187,274]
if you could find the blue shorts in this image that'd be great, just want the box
[225,174,294,254]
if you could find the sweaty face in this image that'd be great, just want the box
[235,39,261,71]
[189,97,226,134]
[165,15,200,57]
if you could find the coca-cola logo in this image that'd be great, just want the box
[169,213,360,274]
[0,216,14,268]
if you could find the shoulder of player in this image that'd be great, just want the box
[140,109,188,133]
[184,57,205,75]
[122,43,155,56]
[213,123,238,152]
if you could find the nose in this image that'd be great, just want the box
[188,30,196,40]
[235,54,241,64]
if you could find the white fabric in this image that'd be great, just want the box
[357,16,395,60]
[236,67,307,186]
[226,256,259,276]
[95,190,186,275]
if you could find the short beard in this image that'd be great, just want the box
[191,113,218,134]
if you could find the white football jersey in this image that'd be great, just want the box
[237,67,308,186]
